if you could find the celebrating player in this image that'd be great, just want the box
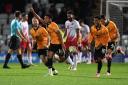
[100,15,120,76]
[88,16,110,77]
[30,7,65,76]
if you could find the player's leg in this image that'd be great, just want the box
[65,39,74,69]
[3,35,16,69]
[107,58,112,75]
[17,48,30,68]
[47,44,60,76]
[72,52,78,70]
[66,47,75,70]
[38,49,47,65]
[38,49,49,67]
[49,51,59,75]
[71,46,78,71]
[20,41,26,62]
[72,37,80,70]
[67,48,78,71]
[96,58,102,77]
[47,51,54,76]
[67,54,74,69]
[27,43,33,65]
[96,46,106,77]
[3,49,13,69]
[77,46,82,63]
[95,47,103,77]
[81,47,87,63]
[106,49,113,75]
[87,50,92,64]
[15,36,30,68]
[57,48,66,62]
[106,42,115,75]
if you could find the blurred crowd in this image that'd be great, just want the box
[0,0,127,64]
[0,0,99,53]
[0,0,97,24]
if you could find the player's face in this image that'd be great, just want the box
[32,18,39,27]
[25,15,28,21]
[80,22,84,26]
[94,18,100,26]
[19,14,22,21]
[100,19,105,25]
[44,16,50,24]
[67,14,73,21]
[23,15,28,21]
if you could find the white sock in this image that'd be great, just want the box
[22,53,26,62]
[77,52,82,63]
[28,52,33,64]
[28,56,33,64]
[82,56,86,62]
[67,56,74,65]
[87,52,91,63]
[73,54,78,69]
[48,68,53,76]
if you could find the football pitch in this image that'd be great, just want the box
[0,63,128,85]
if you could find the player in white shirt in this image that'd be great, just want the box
[79,20,91,64]
[64,10,81,70]
[20,13,33,65]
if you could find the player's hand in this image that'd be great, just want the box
[105,53,112,60]
[96,44,102,49]
[27,39,30,43]
[23,38,27,42]
[44,44,48,47]
[33,40,36,44]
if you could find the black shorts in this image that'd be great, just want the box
[38,48,48,57]
[108,42,116,50]
[49,44,65,56]
[33,42,37,50]
[9,35,20,50]
[94,46,106,60]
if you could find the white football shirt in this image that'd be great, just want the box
[65,19,81,39]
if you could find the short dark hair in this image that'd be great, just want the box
[45,14,53,19]
[67,10,74,15]
[79,19,84,23]
[94,15,101,20]
[15,11,21,17]
[100,14,106,20]
[22,12,27,17]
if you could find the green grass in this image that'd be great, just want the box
[0,63,128,85]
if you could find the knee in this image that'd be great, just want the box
[48,51,54,58]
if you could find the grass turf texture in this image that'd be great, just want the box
[0,63,128,85]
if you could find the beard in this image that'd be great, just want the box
[32,24,38,28]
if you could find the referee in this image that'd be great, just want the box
[3,11,30,69]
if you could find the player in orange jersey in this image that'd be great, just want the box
[89,16,110,77]
[30,8,65,76]
[100,15,120,76]
[30,17,56,75]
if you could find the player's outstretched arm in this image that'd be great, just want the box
[30,7,45,25]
